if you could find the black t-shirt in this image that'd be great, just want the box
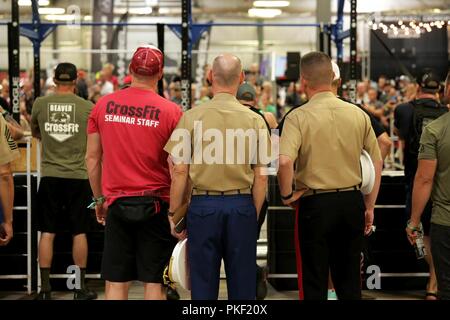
[243,103,271,134]
[394,98,441,179]
[337,97,386,138]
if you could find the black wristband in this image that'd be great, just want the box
[281,191,293,200]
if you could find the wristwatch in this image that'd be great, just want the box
[281,191,293,200]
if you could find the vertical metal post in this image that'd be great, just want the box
[181,0,192,111]
[31,0,41,99]
[33,43,41,99]
[335,0,345,67]
[327,24,332,58]
[26,138,31,294]
[8,0,20,122]
[319,23,324,52]
[257,19,264,66]
[348,0,358,103]
[157,23,165,97]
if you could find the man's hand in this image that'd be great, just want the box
[168,216,187,241]
[405,220,421,245]
[282,189,308,208]
[0,222,13,246]
[95,202,108,226]
[364,208,374,236]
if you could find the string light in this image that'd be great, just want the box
[366,16,448,36]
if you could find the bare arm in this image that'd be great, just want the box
[86,133,103,198]
[252,166,268,217]
[168,160,190,213]
[168,159,189,240]
[410,159,437,227]
[377,132,392,161]
[278,155,294,198]
[0,163,14,245]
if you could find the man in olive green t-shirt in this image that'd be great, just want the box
[31,63,96,300]
[407,71,450,300]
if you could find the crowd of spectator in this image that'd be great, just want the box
[0,62,448,154]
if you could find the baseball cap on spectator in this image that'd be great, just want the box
[417,70,440,93]
[237,83,256,101]
[129,45,164,77]
[54,63,77,83]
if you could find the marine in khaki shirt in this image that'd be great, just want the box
[164,54,270,300]
[0,114,20,166]
[277,52,383,300]
[0,114,19,246]
[164,92,270,192]
[280,91,382,191]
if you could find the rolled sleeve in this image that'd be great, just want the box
[0,116,20,166]
[87,104,100,134]
[418,125,437,160]
[254,117,271,167]
[279,113,302,161]
[164,114,192,164]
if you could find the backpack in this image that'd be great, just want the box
[408,99,448,157]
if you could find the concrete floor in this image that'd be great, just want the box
[0,280,425,300]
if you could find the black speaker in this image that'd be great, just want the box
[285,52,301,81]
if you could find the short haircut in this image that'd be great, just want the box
[212,54,242,87]
[300,52,333,88]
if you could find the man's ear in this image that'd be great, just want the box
[207,69,213,85]
[239,71,245,85]
[158,69,164,80]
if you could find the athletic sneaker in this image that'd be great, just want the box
[36,291,52,300]
[73,288,98,300]
[327,289,338,300]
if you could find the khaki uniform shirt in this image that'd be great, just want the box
[280,91,381,190]
[0,114,20,166]
[164,93,270,192]
[418,112,450,227]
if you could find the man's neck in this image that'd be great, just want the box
[306,86,332,100]
[130,82,157,92]
[55,87,74,94]
[212,86,237,97]
[416,93,437,101]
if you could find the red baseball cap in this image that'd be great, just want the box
[129,45,163,77]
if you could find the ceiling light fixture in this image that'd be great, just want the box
[248,8,282,18]
[44,14,77,21]
[38,8,65,15]
[18,0,49,6]
[253,1,290,8]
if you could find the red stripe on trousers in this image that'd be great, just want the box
[294,203,304,300]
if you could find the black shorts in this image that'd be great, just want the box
[101,196,177,283]
[37,177,93,235]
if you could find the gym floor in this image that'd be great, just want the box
[0,281,424,300]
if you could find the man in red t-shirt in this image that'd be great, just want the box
[86,46,183,300]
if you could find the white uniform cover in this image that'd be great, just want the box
[360,149,375,195]
[168,239,190,291]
